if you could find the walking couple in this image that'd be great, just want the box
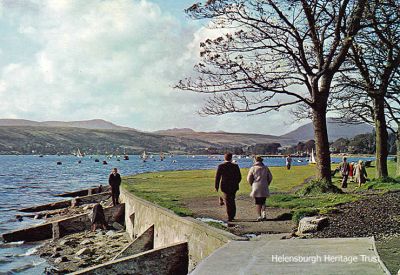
[215,153,273,222]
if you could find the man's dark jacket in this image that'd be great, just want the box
[109,173,121,188]
[215,161,242,194]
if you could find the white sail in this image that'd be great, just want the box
[76,148,83,158]
[141,150,148,161]
[309,148,316,164]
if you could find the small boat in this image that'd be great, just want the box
[95,159,100,162]
[38,155,44,158]
[103,160,108,165]
[56,161,62,165]
[116,158,120,161]
[141,151,149,162]
[160,152,165,161]
[309,148,317,164]
[122,148,129,160]
[78,160,82,164]
[76,148,84,158]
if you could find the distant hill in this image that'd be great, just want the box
[280,118,374,141]
[0,126,217,155]
[0,118,376,154]
[0,119,134,131]
[0,119,42,127]
[155,128,297,146]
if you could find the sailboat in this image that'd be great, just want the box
[141,151,149,162]
[160,152,165,161]
[123,148,129,160]
[76,148,83,158]
[309,148,317,164]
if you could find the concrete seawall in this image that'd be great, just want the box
[120,188,243,271]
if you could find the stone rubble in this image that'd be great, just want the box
[37,228,131,274]
[34,197,128,274]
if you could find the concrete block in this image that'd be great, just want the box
[113,224,154,260]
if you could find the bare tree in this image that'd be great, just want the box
[387,70,400,176]
[331,0,400,178]
[177,0,367,182]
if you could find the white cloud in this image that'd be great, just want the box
[0,0,305,135]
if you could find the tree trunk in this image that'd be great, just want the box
[373,96,389,179]
[312,109,332,182]
[397,124,400,177]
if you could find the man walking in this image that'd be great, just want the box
[109,168,121,206]
[339,157,350,188]
[215,153,242,222]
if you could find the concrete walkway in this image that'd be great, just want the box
[191,236,390,275]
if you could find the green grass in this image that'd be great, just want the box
[358,177,400,191]
[123,165,316,198]
[122,161,398,217]
[205,221,228,231]
[296,179,343,196]
[267,193,360,209]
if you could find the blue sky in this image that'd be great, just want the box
[0,0,304,135]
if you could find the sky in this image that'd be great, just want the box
[0,0,307,135]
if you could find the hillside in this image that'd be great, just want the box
[155,129,297,146]
[0,126,217,155]
[0,119,134,131]
[0,118,377,154]
[280,118,374,141]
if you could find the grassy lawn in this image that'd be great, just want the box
[122,161,399,218]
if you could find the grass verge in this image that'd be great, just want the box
[122,162,398,219]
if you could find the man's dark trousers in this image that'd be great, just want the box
[342,175,348,188]
[222,192,236,221]
[111,186,120,206]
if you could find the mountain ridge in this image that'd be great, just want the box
[0,119,135,131]
[0,118,375,153]
[280,118,374,141]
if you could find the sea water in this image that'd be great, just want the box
[0,154,373,274]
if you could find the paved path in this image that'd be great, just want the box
[191,236,390,275]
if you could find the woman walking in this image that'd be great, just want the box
[247,156,273,221]
[355,160,368,187]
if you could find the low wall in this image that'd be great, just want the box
[71,242,189,275]
[120,188,242,271]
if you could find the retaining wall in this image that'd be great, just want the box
[120,188,242,270]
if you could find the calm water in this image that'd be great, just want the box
[0,154,373,274]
